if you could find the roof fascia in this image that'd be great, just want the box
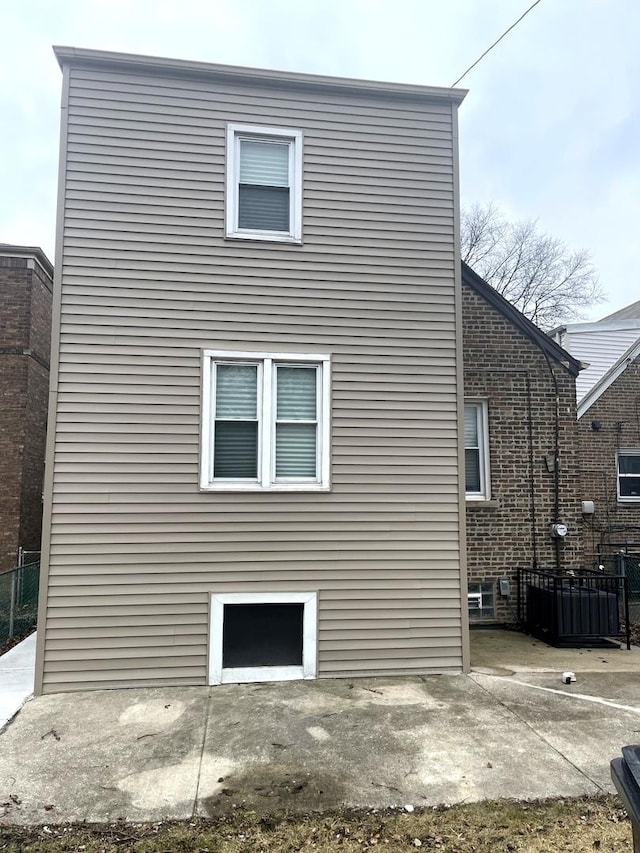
[0,244,54,280]
[461,262,582,377]
[53,46,467,106]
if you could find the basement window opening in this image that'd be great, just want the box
[223,603,303,667]
[209,591,317,684]
[468,582,495,619]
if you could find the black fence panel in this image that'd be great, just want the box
[621,554,640,625]
[517,568,630,649]
[595,546,640,628]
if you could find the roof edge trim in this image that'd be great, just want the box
[52,46,467,104]
[577,337,640,418]
[0,244,54,279]
[461,262,583,377]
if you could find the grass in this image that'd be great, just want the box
[0,795,632,852]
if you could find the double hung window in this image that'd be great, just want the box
[226,124,302,242]
[617,451,640,501]
[201,351,330,490]
[464,401,490,500]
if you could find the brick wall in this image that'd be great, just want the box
[0,253,52,571]
[578,356,640,562]
[462,282,582,622]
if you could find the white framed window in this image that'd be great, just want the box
[201,350,330,491]
[464,400,490,500]
[209,591,318,685]
[225,123,303,242]
[617,450,640,502]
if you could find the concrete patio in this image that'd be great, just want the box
[0,628,638,825]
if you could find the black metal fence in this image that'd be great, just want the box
[0,561,40,646]
[517,567,630,649]
[595,546,640,626]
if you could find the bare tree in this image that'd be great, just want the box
[461,202,604,329]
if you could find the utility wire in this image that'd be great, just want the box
[451,0,544,87]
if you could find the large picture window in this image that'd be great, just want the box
[226,124,302,242]
[617,450,640,502]
[201,350,330,491]
[464,400,490,500]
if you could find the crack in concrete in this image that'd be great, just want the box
[469,674,605,794]
[491,676,640,715]
[192,688,212,817]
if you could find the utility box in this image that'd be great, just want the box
[611,745,640,851]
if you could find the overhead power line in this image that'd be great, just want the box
[451,0,544,87]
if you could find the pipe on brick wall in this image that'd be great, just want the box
[525,370,539,569]
[542,350,562,571]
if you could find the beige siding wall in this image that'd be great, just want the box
[40,60,464,691]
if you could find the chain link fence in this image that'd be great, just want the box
[0,561,40,646]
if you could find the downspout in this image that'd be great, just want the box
[525,371,539,569]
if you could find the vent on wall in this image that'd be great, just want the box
[468,582,495,619]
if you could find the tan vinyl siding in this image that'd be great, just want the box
[39,56,465,692]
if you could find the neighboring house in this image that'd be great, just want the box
[577,338,640,560]
[552,301,640,562]
[0,245,52,572]
[552,311,640,403]
[461,263,583,623]
[36,47,468,693]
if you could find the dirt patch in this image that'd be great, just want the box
[0,795,632,852]
[200,763,346,816]
[0,630,33,657]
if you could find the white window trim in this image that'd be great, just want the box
[616,449,640,503]
[201,350,331,492]
[208,591,318,685]
[464,399,491,501]
[225,123,303,243]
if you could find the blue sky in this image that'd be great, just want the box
[1,0,638,318]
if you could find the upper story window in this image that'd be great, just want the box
[201,350,330,491]
[225,124,303,243]
[617,450,640,502]
[464,400,491,501]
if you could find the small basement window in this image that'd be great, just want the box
[223,604,303,668]
[209,592,317,684]
[468,582,495,619]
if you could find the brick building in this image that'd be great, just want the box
[0,245,53,571]
[461,263,583,623]
[577,339,640,562]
